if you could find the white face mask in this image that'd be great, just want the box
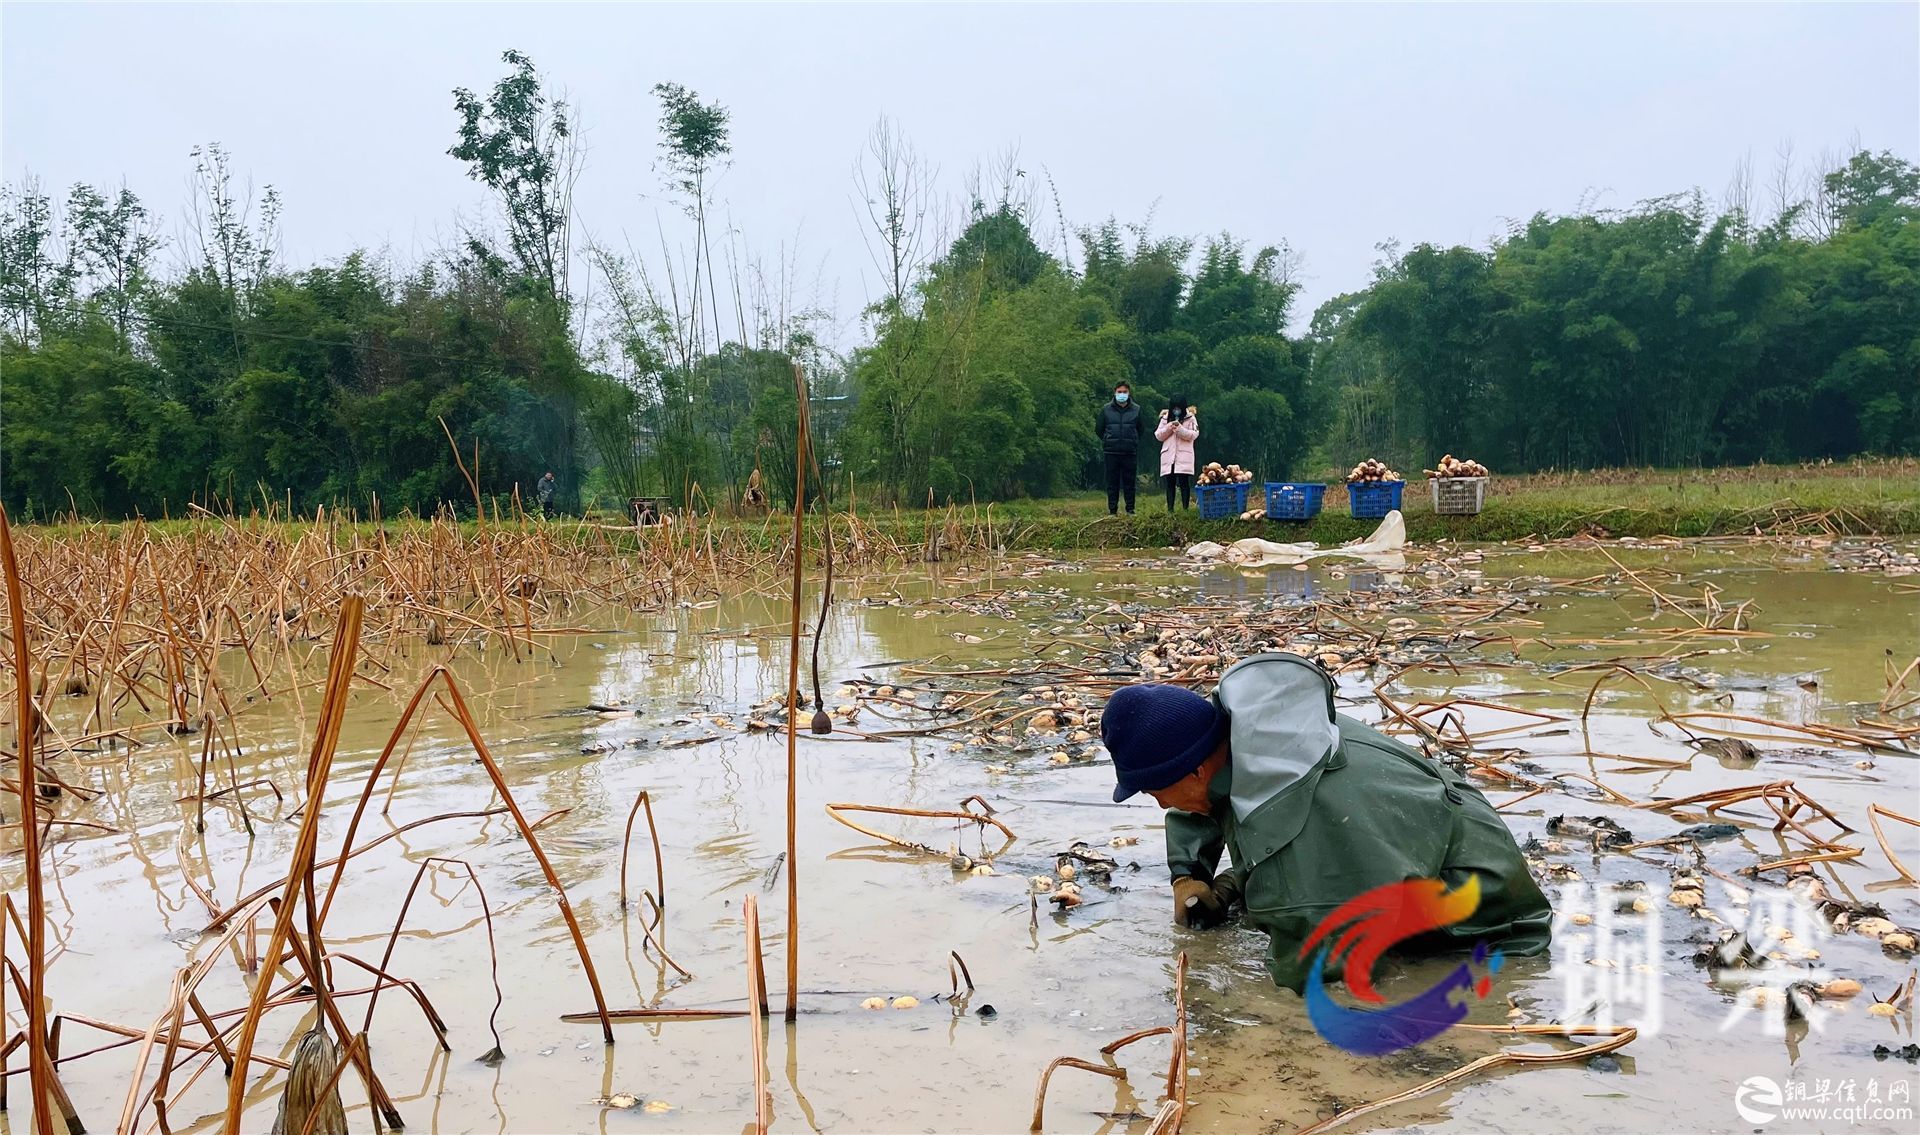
[1114,391,1129,404]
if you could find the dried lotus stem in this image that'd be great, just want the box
[619,789,666,909]
[1028,1057,1126,1131]
[1747,847,1864,873]
[0,504,57,1135]
[1169,951,1188,1106]
[824,801,1017,852]
[783,361,811,1023]
[1099,1026,1170,1055]
[1291,1024,1638,1135]
[744,894,771,1133]
[559,1007,747,1023]
[949,951,975,995]
[1869,804,1920,883]
[635,891,693,979]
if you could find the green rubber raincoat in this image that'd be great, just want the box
[1164,653,1552,990]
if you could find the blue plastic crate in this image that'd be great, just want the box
[1264,482,1326,521]
[1195,482,1251,519]
[1347,479,1405,519]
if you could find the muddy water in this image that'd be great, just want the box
[21,544,1920,1134]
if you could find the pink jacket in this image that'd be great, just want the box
[1155,410,1199,475]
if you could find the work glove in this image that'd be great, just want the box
[1173,876,1235,930]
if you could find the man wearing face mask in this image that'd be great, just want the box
[1097,382,1143,515]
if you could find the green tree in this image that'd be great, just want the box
[450,51,577,307]
[448,50,587,509]
[0,179,77,341]
[68,183,163,350]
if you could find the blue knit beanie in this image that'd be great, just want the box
[1101,684,1226,803]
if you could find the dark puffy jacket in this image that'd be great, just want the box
[1164,653,1552,990]
[1097,401,1142,455]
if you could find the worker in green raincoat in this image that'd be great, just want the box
[1101,652,1552,990]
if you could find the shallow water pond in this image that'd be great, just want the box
[21,541,1920,1134]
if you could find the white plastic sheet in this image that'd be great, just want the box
[1183,509,1408,567]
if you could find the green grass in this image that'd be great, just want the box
[943,464,1920,549]
[24,463,1918,553]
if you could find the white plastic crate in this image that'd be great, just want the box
[1429,476,1489,515]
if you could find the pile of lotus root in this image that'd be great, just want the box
[1345,458,1403,483]
[1425,454,1490,478]
[1197,462,1255,486]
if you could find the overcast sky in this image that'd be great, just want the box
[5,2,1916,345]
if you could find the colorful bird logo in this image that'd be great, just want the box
[1299,876,1502,1055]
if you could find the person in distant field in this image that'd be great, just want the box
[1156,398,1198,512]
[1097,382,1143,516]
[1100,653,1552,990]
[536,471,556,516]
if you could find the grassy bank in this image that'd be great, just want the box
[24,462,1918,556]
[885,462,1920,550]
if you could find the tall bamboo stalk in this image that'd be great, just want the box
[0,504,56,1135]
[783,362,810,1021]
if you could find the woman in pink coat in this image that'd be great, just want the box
[1155,397,1199,511]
